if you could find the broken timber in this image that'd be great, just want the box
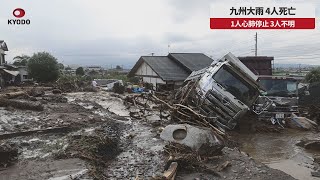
[123,93,225,136]
[163,162,178,180]
[0,126,72,140]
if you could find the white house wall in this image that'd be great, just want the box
[135,62,165,86]
[18,67,30,81]
[0,49,4,65]
[142,77,165,85]
[136,62,156,76]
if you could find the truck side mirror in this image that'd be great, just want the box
[304,91,310,96]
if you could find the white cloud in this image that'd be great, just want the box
[0,0,319,67]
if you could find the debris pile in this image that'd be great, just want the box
[0,90,44,111]
[124,92,225,136]
[163,142,221,175]
[113,82,125,94]
[122,91,238,177]
[0,142,19,167]
[66,132,120,161]
[55,76,96,92]
[61,131,121,179]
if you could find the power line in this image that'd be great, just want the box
[277,55,320,59]
[255,32,258,56]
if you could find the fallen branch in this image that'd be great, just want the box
[151,94,174,109]
[124,93,225,136]
[173,104,224,136]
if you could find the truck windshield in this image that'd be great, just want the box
[213,65,258,106]
[259,79,297,97]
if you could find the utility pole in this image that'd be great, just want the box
[168,44,170,53]
[255,32,258,56]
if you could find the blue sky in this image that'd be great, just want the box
[0,0,319,68]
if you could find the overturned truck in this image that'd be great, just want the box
[173,53,270,134]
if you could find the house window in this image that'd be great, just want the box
[23,75,28,79]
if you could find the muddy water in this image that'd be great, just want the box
[234,130,320,180]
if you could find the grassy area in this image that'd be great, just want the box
[272,70,308,76]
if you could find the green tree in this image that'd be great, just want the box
[65,66,72,71]
[305,67,320,83]
[116,65,122,70]
[58,63,64,70]
[28,52,59,82]
[13,55,30,66]
[76,67,85,76]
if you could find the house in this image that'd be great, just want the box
[0,41,29,87]
[1,64,21,84]
[128,53,214,90]
[0,40,8,66]
[0,40,9,87]
[16,66,31,82]
[238,56,274,76]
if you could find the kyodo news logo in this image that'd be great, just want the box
[8,8,31,25]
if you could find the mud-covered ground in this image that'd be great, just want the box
[0,91,167,179]
[0,89,313,179]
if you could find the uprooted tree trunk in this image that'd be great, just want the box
[0,98,44,111]
[0,91,27,99]
[0,126,72,140]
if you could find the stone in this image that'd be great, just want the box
[160,124,224,155]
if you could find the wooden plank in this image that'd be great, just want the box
[163,162,178,180]
[0,126,72,140]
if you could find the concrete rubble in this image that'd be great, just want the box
[160,124,224,155]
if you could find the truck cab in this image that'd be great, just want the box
[177,53,264,131]
[256,75,302,122]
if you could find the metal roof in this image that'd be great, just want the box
[128,53,214,82]
[3,69,19,76]
[128,56,189,81]
[168,53,213,73]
